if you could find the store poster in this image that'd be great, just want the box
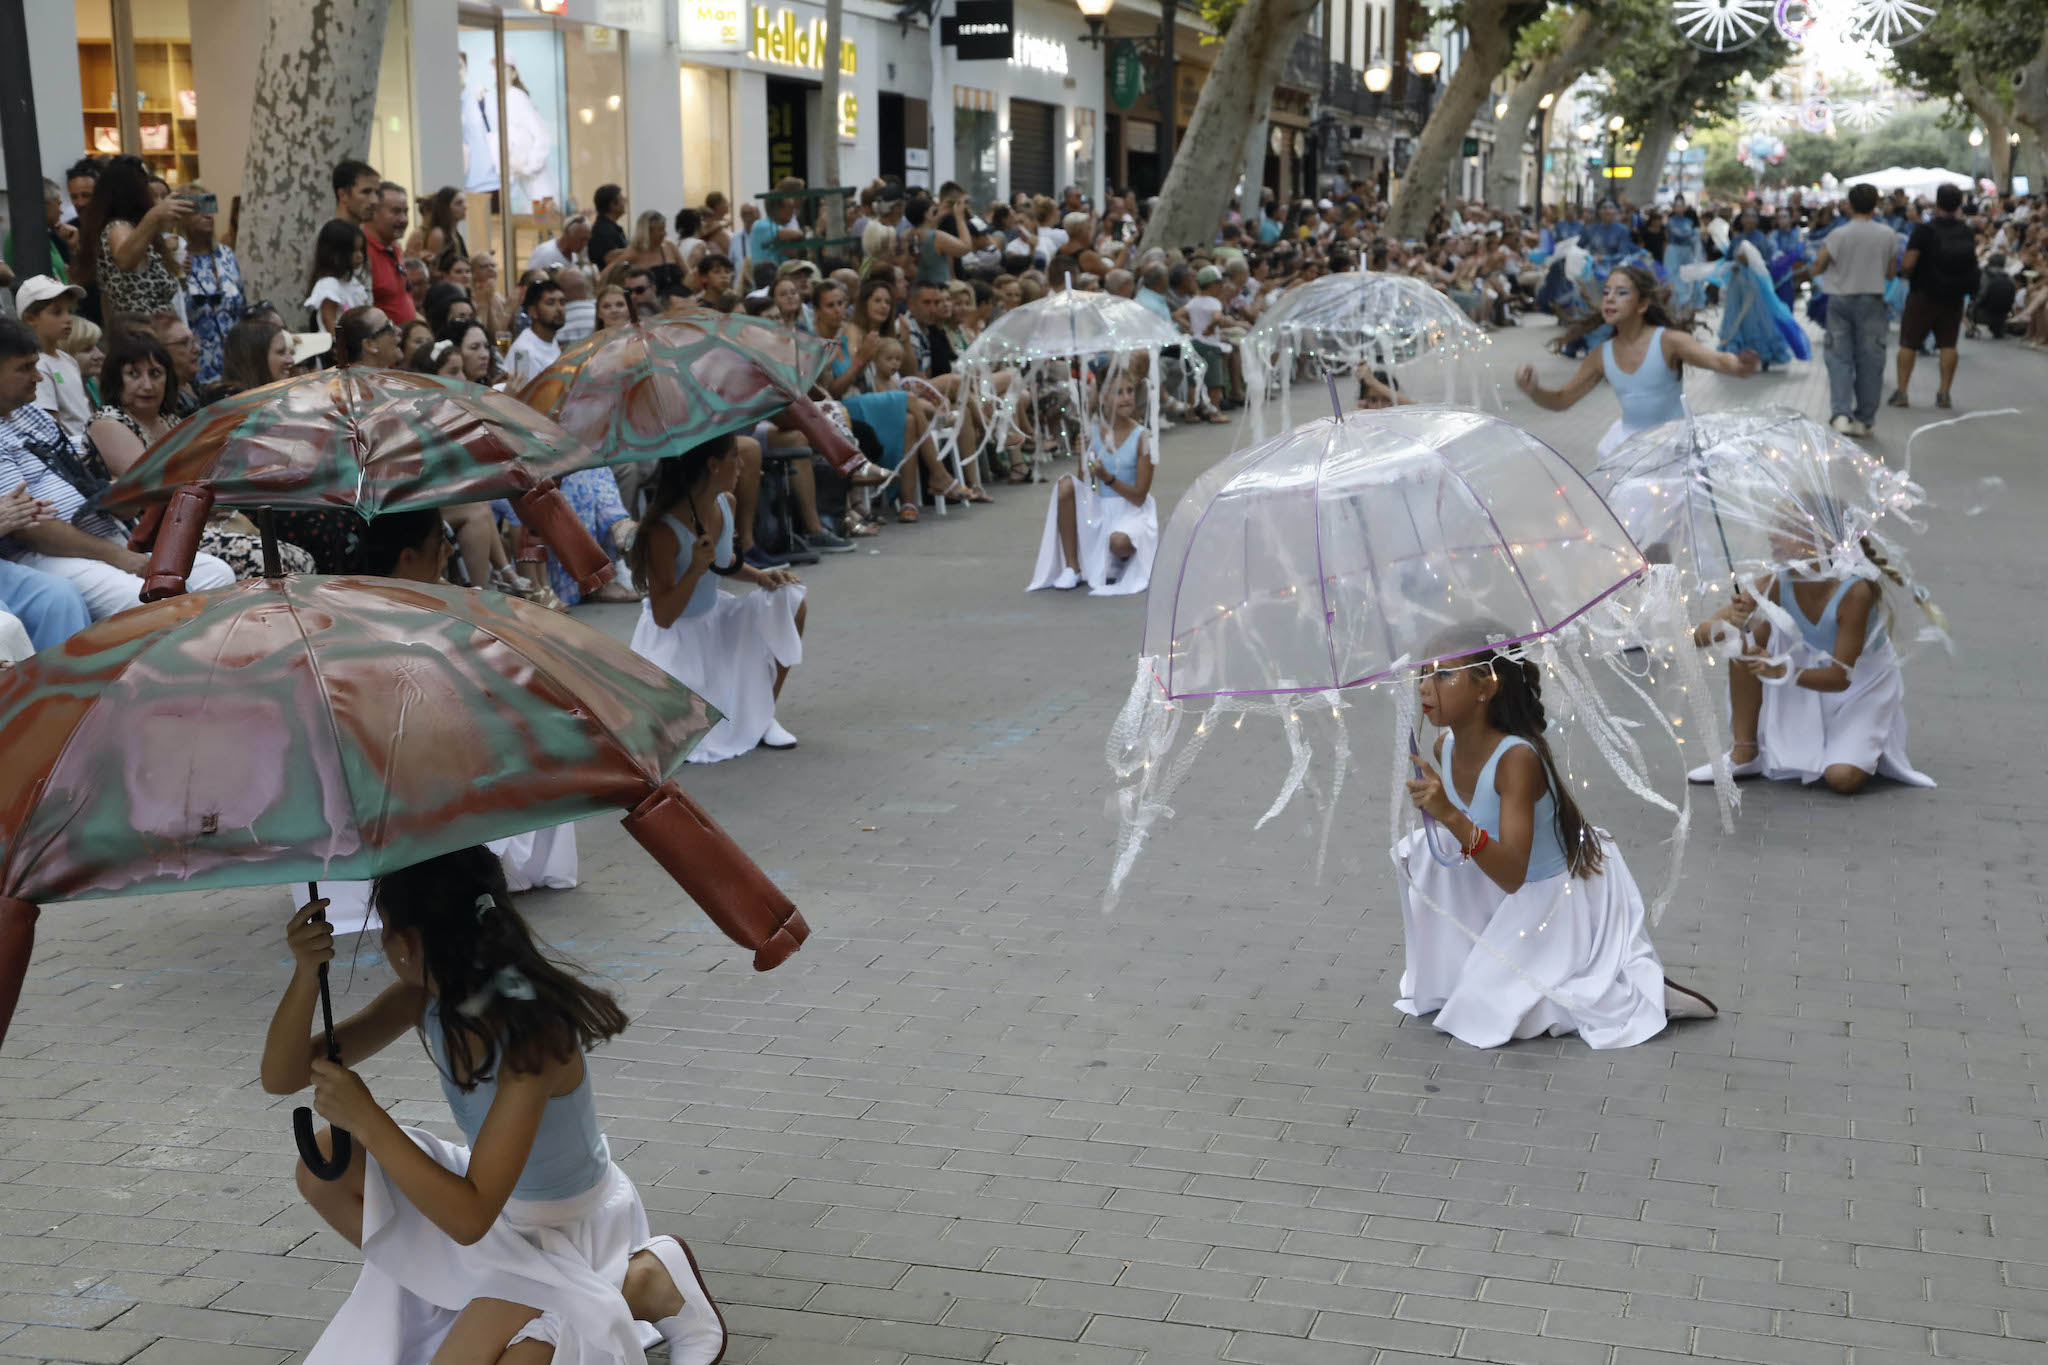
[457,30,568,216]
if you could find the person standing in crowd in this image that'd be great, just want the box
[365,182,417,324]
[18,277,91,450]
[305,219,370,335]
[409,187,468,261]
[618,212,684,294]
[177,187,243,388]
[1798,183,1894,437]
[749,180,808,267]
[1,181,75,284]
[0,320,234,618]
[504,278,564,391]
[75,154,188,323]
[65,159,99,220]
[330,159,380,297]
[526,216,593,275]
[1890,183,1977,410]
[590,184,628,269]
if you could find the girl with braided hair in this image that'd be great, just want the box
[1398,626,1718,1050]
[1688,521,1935,795]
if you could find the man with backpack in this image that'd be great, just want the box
[1890,183,1978,410]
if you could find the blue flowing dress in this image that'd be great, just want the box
[825,332,910,467]
[1715,248,1809,369]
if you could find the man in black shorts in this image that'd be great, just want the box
[1890,183,1978,409]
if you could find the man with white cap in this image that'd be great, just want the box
[16,276,91,450]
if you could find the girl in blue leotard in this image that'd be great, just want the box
[263,847,727,1365]
[1395,627,1718,1050]
[1515,266,1759,456]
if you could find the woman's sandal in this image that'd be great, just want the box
[964,486,995,504]
[898,504,920,523]
[849,460,890,486]
[935,481,971,505]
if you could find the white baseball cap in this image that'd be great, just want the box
[14,275,85,314]
[1317,198,1335,210]
[289,331,333,365]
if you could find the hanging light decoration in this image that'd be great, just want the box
[1671,0,1775,50]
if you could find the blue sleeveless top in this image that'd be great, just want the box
[1440,732,1569,884]
[1088,423,1145,487]
[1602,328,1686,434]
[663,495,734,622]
[1773,575,1886,656]
[423,999,611,1202]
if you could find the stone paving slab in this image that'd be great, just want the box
[2,312,2044,1363]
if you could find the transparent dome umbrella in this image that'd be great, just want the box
[1107,405,1733,915]
[0,574,809,1166]
[956,288,1198,473]
[1241,272,1497,440]
[99,369,619,600]
[515,310,864,475]
[1594,406,1929,599]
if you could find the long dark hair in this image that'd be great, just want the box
[310,219,365,290]
[441,319,501,385]
[1557,264,1693,352]
[373,847,628,1089]
[626,434,735,588]
[75,154,158,287]
[218,318,283,394]
[422,186,463,246]
[1432,628,1605,879]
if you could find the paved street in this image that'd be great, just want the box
[2,316,2044,1365]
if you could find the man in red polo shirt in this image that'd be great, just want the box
[365,181,416,324]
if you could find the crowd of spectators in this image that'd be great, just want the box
[4,145,2042,686]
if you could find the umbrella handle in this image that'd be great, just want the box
[138,485,214,603]
[293,884,353,1183]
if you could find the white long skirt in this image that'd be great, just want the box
[1026,477,1159,597]
[1392,829,1668,1050]
[1756,638,1933,787]
[307,1126,659,1365]
[629,585,805,764]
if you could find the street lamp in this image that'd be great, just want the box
[1576,123,1596,142]
[1495,100,1509,119]
[1969,127,1984,147]
[1537,92,1555,110]
[1575,123,1597,209]
[1363,63,1391,93]
[1410,48,1442,76]
[1076,0,1114,45]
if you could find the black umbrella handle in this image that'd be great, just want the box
[293,882,352,1182]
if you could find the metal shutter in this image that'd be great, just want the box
[1008,98,1055,198]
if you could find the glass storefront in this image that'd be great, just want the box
[456,9,627,278]
[75,0,197,184]
[679,65,733,206]
[954,88,997,208]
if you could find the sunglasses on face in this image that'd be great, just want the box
[371,325,398,341]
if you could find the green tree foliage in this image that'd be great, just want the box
[1694,102,1978,195]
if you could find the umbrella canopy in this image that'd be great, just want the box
[1247,272,1489,372]
[0,575,809,1042]
[1595,406,1921,593]
[517,312,836,461]
[1841,165,1974,197]
[99,369,599,517]
[1146,406,1645,701]
[958,288,1187,369]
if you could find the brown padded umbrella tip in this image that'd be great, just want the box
[0,897,39,1051]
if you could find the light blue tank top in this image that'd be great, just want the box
[423,999,611,1202]
[1440,732,1569,884]
[1087,423,1144,487]
[1774,575,1886,655]
[664,495,734,621]
[1601,328,1686,435]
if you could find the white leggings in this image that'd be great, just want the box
[11,549,236,620]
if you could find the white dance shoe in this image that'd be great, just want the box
[1663,979,1719,1020]
[761,720,798,751]
[1688,750,1764,784]
[639,1235,727,1365]
[1052,567,1083,590]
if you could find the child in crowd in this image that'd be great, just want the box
[1397,626,1717,1049]
[1026,374,1158,596]
[263,848,725,1365]
[18,276,91,449]
[628,436,807,760]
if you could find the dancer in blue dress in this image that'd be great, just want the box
[1663,198,1703,310]
[1516,266,1759,455]
[1714,241,1810,370]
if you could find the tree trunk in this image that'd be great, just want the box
[1630,106,1679,206]
[238,0,391,322]
[1957,56,2014,187]
[1386,0,1544,239]
[1140,0,1319,253]
[2009,33,2048,178]
[1239,95,1274,213]
[820,0,845,238]
[1481,8,1599,217]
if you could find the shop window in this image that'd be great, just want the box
[954,89,997,209]
[1008,98,1055,199]
[76,0,197,185]
[680,65,733,205]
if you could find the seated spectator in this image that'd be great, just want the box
[0,318,234,618]
[18,276,91,449]
[557,268,598,345]
[1971,252,2017,338]
[503,278,564,390]
[151,312,205,417]
[60,316,105,412]
[0,479,91,658]
[335,305,403,369]
[527,216,593,275]
[421,280,474,335]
